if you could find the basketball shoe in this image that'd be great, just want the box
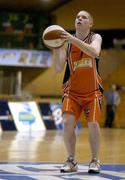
[60,156,78,173]
[88,158,101,173]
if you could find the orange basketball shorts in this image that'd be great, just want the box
[62,92,103,123]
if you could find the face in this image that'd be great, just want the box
[111,84,117,91]
[75,11,93,29]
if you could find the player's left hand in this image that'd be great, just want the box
[60,31,74,43]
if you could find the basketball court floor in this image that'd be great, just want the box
[0,128,125,179]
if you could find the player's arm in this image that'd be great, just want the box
[61,32,102,58]
[116,93,121,106]
[52,43,68,73]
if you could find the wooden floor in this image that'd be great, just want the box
[0,128,125,164]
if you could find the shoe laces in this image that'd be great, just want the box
[89,159,101,168]
[65,156,77,166]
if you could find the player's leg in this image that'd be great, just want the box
[88,122,101,173]
[88,121,101,162]
[84,95,102,173]
[60,97,82,173]
[60,112,78,173]
[62,113,76,158]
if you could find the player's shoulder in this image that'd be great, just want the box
[92,32,102,40]
[93,32,102,39]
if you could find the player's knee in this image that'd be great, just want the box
[62,113,75,129]
[62,118,71,129]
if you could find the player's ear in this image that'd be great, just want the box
[89,16,93,28]
[89,21,93,27]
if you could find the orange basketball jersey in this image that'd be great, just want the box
[63,32,103,99]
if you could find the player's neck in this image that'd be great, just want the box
[76,29,90,41]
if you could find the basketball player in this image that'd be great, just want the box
[53,10,103,173]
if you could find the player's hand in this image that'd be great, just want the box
[60,31,74,43]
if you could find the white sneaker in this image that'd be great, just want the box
[60,156,78,173]
[88,159,101,173]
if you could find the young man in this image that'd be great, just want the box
[53,10,103,173]
[104,84,120,128]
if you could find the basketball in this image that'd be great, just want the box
[42,25,65,49]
